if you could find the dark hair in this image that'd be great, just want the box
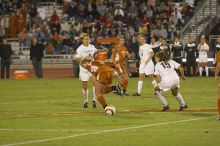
[155,50,170,62]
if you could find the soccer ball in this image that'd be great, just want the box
[104,105,116,116]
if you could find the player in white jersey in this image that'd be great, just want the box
[75,33,97,108]
[197,36,209,76]
[154,51,188,111]
[133,34,157,96]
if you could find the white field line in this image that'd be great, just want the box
[0,129,102,132]
[0,117,211,146]
[0,128,220,133]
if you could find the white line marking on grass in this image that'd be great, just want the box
[0,117,211,146]
[0,129,103,132]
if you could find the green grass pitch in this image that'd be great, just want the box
[0,77,219,146]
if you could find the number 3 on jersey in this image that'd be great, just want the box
[161,62,171,69]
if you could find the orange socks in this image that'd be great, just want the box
[97,95,107,109]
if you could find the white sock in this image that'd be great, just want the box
[83,89,88,103]
[92,86,96,102]
[151,80,157,88]
[156,91,168,106]
[205,67,209,76]
[199,67,203,76]
[176,93,186,106]
[137,80,143,94]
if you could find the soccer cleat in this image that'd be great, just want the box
[124,92,129,96]
[132,92,141,96]
[92,101,96,108]
[179,104,188,111]
[113,85,123,96]
[161,105,170,112]
[83,102,88,108]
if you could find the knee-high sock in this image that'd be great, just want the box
[83,89,88,103]
[151,80,157,88]
[122,79,128,90]
[199,67,203,76]
[205,67,209,76]
[137,80,143,94]
[156,91,168,106]
[97,95,107,109]
[176,93,186,106]
[92,86,96,102]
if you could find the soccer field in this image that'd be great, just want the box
[0,77,219,146]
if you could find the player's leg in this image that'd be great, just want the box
[204,63,209,77]
[133,73,144,96]
[91,75,97,108]
[95,81,108,109]
[120,65,129,95]
[198,63,203,76]
[155,86,169,112]
[133,63,145,96]
[79,72,90,108]
[82,81,89,108]
[171,87,187,111]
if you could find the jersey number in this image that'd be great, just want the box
[161,62,171,69]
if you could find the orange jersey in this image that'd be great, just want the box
[85,61,116,84]
[112,45,129,65]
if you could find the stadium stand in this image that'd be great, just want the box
[0,0,219,77]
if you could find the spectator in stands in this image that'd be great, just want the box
[37,5,46,20]
[60,20,70,34]
[62,33,73,54]
[171,36,183,65]
[33,27,45,43]
[0,25,5,39]
[9,11,17,38]
[0,38,12,79]
[114,5,124,21]
[198,36,209,77]
[51,31,62,54]
[150,37,160,64]
[18,28,27,47]
[171,8,184,29]
[50,11,59,24]
[17,12,25,34]
[128,1,138,17]
[185,35,197,76]
[29,5,38,21]
[29,37,44,78]
[51,20,61,34]
[0,14,9,38]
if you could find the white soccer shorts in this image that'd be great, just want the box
[139,62,154,75]
[198,52,208,63]
[159,79,180,91]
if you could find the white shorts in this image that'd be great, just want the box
[198,52,208,63]
[159,79,180,91]
[79,66,92,81]
[139,62,154,75]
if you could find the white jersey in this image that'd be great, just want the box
[139,43,153,64]
[76,44,97,73]
[197,43,209,63]
[154,60,180,84]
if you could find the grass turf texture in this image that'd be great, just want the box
[0,77,219,146]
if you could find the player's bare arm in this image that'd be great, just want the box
[145,51,154,64]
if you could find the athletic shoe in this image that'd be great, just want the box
[113,85,123,96]
[132,92,141,96]
[124,92,129,96]
[83,102,88,108]
[92,101,96,108]
[179,104,188,111]
[161,105,170,112]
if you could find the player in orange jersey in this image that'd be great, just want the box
[214,36,220,120]
[80,57,122,110]
[111,36,132,95]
